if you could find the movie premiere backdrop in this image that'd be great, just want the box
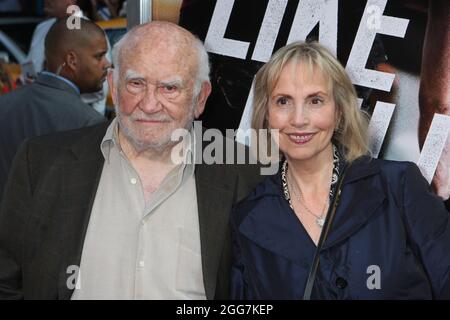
[152,0,450,211]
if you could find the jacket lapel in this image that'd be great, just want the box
[238,158,387,263]
[56,124,107,299]
[195,162,237,300]
[322,157,386,249]
[238,174,317,265]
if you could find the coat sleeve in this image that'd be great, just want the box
[401,162,450,299]
[230,209,250,300]
[0,141,34,299]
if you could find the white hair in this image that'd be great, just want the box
[111,31,210,98]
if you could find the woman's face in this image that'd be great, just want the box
[267,61,339,164]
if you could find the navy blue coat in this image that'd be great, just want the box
[230,157,450,299]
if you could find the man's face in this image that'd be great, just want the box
[44,0,76,18]
[75,33,110,94]
[108,41,209,152]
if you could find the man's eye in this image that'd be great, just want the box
[129,80,144,87]
[164,85,178,92]
[160,85,180,96]
[126,80,146,94]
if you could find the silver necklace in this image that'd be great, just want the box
[288,171,330,228]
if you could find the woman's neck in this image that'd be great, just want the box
[286,144,334,194]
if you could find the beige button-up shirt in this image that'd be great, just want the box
[72,119,205,299]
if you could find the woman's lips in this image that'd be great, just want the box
[287,133,315,145]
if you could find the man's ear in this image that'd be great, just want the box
[66,51,78,72]
[107,69,117,106]
[194,81,212,119]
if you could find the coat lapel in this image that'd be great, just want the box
[56,124,107,299]
[238,174,317,265]
[322,158,386,250]
[238,158,387,263]
[195,162,237,300]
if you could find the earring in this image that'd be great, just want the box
[55,62,66,75]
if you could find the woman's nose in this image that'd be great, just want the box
[290,104,309,127]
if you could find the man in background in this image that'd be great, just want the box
[27,0,110,115]
[0,18,109,205]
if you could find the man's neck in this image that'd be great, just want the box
[118,129,184,200]
[118,131,178,164]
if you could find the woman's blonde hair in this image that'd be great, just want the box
[252,41,370,163]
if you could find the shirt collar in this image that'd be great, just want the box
[100,118,119,162]
[40,71,80,95]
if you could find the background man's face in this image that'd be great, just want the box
[44,0,76,18]
[76,33,110,94]
[110,42,201,152]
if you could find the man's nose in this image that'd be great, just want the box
[138,85,164,114]
[103,57,112,70]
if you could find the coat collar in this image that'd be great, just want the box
[35,73,81,96]
[323,157,386,250]
[238,157,386,263]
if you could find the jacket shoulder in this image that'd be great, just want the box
[25,121,109,149]
[20,121,109,170]
[369,158,423,183]
[348,156,420,180]
[231,173,281,226]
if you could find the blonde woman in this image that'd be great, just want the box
[230,41,450,299]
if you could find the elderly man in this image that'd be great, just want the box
[0,21,262,300]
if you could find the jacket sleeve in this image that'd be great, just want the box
[401,162,450,299]
[0,141,34,299]
[230,210,249,300]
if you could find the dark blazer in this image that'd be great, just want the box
[0,122,264,300]
[231,157,450,299]
[0,74,105,205]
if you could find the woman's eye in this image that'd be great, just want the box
[311,97,323,105]
[276,97,289,106]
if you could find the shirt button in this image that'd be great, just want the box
[335,277,348,289]
[139,261,145,268]
[131,178,137,185]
